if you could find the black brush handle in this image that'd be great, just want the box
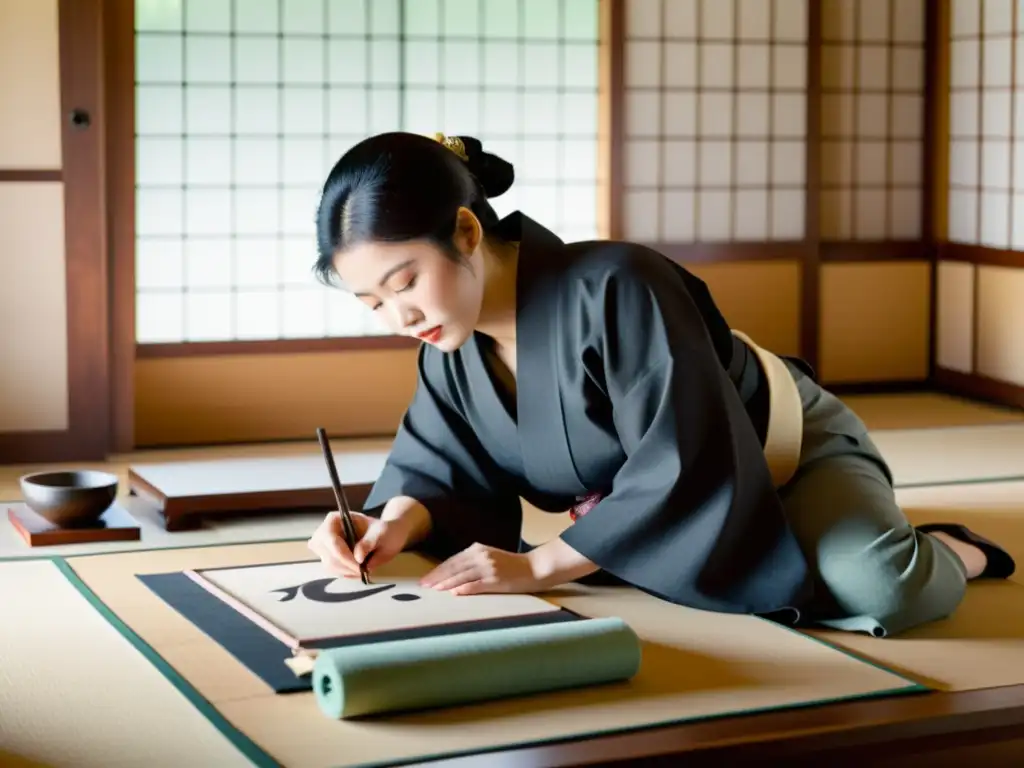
[315,427,366,583]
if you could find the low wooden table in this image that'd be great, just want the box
[127,452,389,530]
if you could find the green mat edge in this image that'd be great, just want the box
[51,558,283,768]
[47,556,930,768]
[755,615,931,691]
[894,473,1024,490]
[0,534,311,563]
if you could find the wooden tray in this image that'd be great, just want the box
[127,452,388,531]
[8,503,141,547]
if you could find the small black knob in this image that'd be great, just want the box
[70,109,90,128]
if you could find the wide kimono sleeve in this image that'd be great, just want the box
[556,257,813,616]
[361,345,524,562]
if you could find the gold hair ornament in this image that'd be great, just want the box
[433,132,469,162]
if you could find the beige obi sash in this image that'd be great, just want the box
[731,330,803,488]
[569,331,805,522]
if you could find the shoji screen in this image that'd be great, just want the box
[937,0,1024,395]
[622,0,807,242]
[132,0,601,345]
[129,0,604,446]
[620,0,808,357]
[819,0,925,240]
[818,0,931,384]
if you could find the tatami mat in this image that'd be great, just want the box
[841,392,1024,431]
[524,478,1024,694]
[873,422,1024,487]
[5,479,1024,765]
[58,542,920,768]
[802,479,1024,692]
[0,559,255,768]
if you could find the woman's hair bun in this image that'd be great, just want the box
[457,136,515,199]
[313,131,517,285]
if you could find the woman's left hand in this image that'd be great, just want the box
[419,543,539,595]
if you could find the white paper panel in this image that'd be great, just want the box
[775,0,808,42]
[1013,193,1024,248]
[945,0,1024,246]
[888,188,921,238]
[892,0,925,42]
[135,0,600,342]
[0,183,68,431]
[982,140,1011,189]
[0,0,62,169]
[947,189,979,243]
[983,0,1014,35]
[979,190,1011,247]
[950,0,981,39]
[819,0,926,240]
[622,0,808,242]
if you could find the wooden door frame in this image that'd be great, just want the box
[105,0,135,454]
[0,0,110,465]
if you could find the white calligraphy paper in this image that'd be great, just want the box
[186,560,562,646]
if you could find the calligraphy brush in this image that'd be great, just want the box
[315,427,369,585]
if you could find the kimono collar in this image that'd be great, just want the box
[502,211,591,495]
[497,211,570,307]
[493,210,566,255]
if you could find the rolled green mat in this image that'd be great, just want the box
[313,616,642,719]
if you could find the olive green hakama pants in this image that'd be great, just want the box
[780,361,967,638]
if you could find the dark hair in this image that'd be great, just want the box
[313,132,515,287]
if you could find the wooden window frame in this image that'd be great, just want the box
[107,0,620,451]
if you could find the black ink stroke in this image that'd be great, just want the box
[270,578,422,603]
[272,579,395,603]
[272,585,302,602]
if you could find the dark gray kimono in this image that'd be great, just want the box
[362,212,815,618]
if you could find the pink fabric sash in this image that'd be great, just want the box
[569,492,604,522]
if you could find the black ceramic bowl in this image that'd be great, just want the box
[19,470,119,527]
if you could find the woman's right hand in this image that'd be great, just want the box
[307,510,412,578]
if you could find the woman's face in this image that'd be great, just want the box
[332,211,486,353]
